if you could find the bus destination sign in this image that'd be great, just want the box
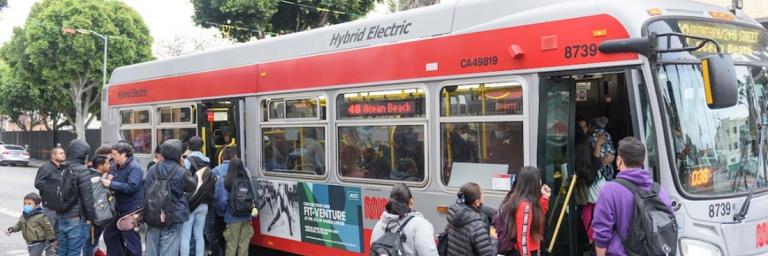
[343,100,416,117]
[678,20,762,56]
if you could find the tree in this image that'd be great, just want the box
[0,0,7,11]
[192,0,378,42]
[1,0,153,139]
[154,32,232,59]
[387,0,440,12]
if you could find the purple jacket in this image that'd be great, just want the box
[592,168,673,256]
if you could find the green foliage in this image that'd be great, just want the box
[0,0,6,10]
[192,0,378,42]
[0,0,152,136]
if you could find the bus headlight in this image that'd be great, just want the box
[680,238,723,256]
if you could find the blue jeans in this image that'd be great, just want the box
[145,223,183,256]
[181,204,208,256]
[57,217,88,256]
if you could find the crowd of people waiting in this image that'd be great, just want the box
[5,136,256,256]
[5,129,675,256]
[370,136,675,256]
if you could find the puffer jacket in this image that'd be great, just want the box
[9,207,55,244]
[371,211,438,256]
[144,139,197,225]
[109,157,145,215]
[446,203,498,256]
[57,139,96,221]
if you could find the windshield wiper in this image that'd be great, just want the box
[734,86,768,222]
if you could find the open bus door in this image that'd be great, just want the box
[197,99,243,167]
[537,77,578,255]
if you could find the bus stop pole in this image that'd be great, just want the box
[547,175,577,253]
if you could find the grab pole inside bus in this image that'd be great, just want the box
[547,175,577,253]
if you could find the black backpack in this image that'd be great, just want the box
[615,178,678,256]
[40,166,78,212]
[229,172,255,216]
[144,165,179,227]
[370,216,415,256]
[188,168,215,211]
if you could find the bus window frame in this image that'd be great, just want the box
[156,104,196,126]
[155,104,198,145]
[259,93,330,181]
[266,95,325,122]
[435,77,529,195]
[334,84,430,187]
[118,107,154,156]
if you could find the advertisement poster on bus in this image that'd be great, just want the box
[257,179,301,241]
[298,182,363,253]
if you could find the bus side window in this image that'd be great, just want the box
[439,81,525,189]
[261,96,327,176]
[336,88,427,183]
[119,109,152,154]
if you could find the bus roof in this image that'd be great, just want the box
[108,0,761,86]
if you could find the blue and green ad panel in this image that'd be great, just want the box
[298,182,363,253]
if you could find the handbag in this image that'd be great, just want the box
[437,225,450,256]
[587,170,606,203]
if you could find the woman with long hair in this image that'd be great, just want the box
[370,183,438,255]
[446,182,498,256]
[213,153,255,256]
[499,166,551,256]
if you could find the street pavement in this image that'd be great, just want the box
[0,165,42,256]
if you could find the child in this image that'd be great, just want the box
[5,193,56,256]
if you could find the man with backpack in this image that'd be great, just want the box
[54,139,97,256]
[144,139,197,256]
[34,147,66,232]
[181,136,214,256]
[84,155,115,256]
[592,137,677,256]
[101,141,145,256]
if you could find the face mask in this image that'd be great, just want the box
[460,133,470,141]
[22,205,33,214]
[494,131,504,139]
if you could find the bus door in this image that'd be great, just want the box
[197,99,243,167]
[539,69,644,255]
[537,76,578,255]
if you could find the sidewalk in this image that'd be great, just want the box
[28,159,46,168]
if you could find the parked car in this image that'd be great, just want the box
[0,144,30,166]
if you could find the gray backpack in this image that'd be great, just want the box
[90,174,116,227]
[370,216,414,256]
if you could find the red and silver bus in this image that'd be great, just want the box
[104,0,768,255]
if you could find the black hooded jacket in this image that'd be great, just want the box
[446,203,498,256]
[57,139,96,220]
[144,139,197,224]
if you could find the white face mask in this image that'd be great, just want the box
[494,131,504,139]
[460,133,470,141]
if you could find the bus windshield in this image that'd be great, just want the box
[659,64,768,196]
[649,19,768,196]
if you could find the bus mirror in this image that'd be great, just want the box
[598,37,652,56]
[701,54,738,109]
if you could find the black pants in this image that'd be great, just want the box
[205,208,226,256]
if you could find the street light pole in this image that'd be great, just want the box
[62,28,108,87]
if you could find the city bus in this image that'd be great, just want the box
[103,0,768,255]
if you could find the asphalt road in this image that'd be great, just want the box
[0,165,41,256]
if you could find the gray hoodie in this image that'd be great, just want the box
[371,211,439,256]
